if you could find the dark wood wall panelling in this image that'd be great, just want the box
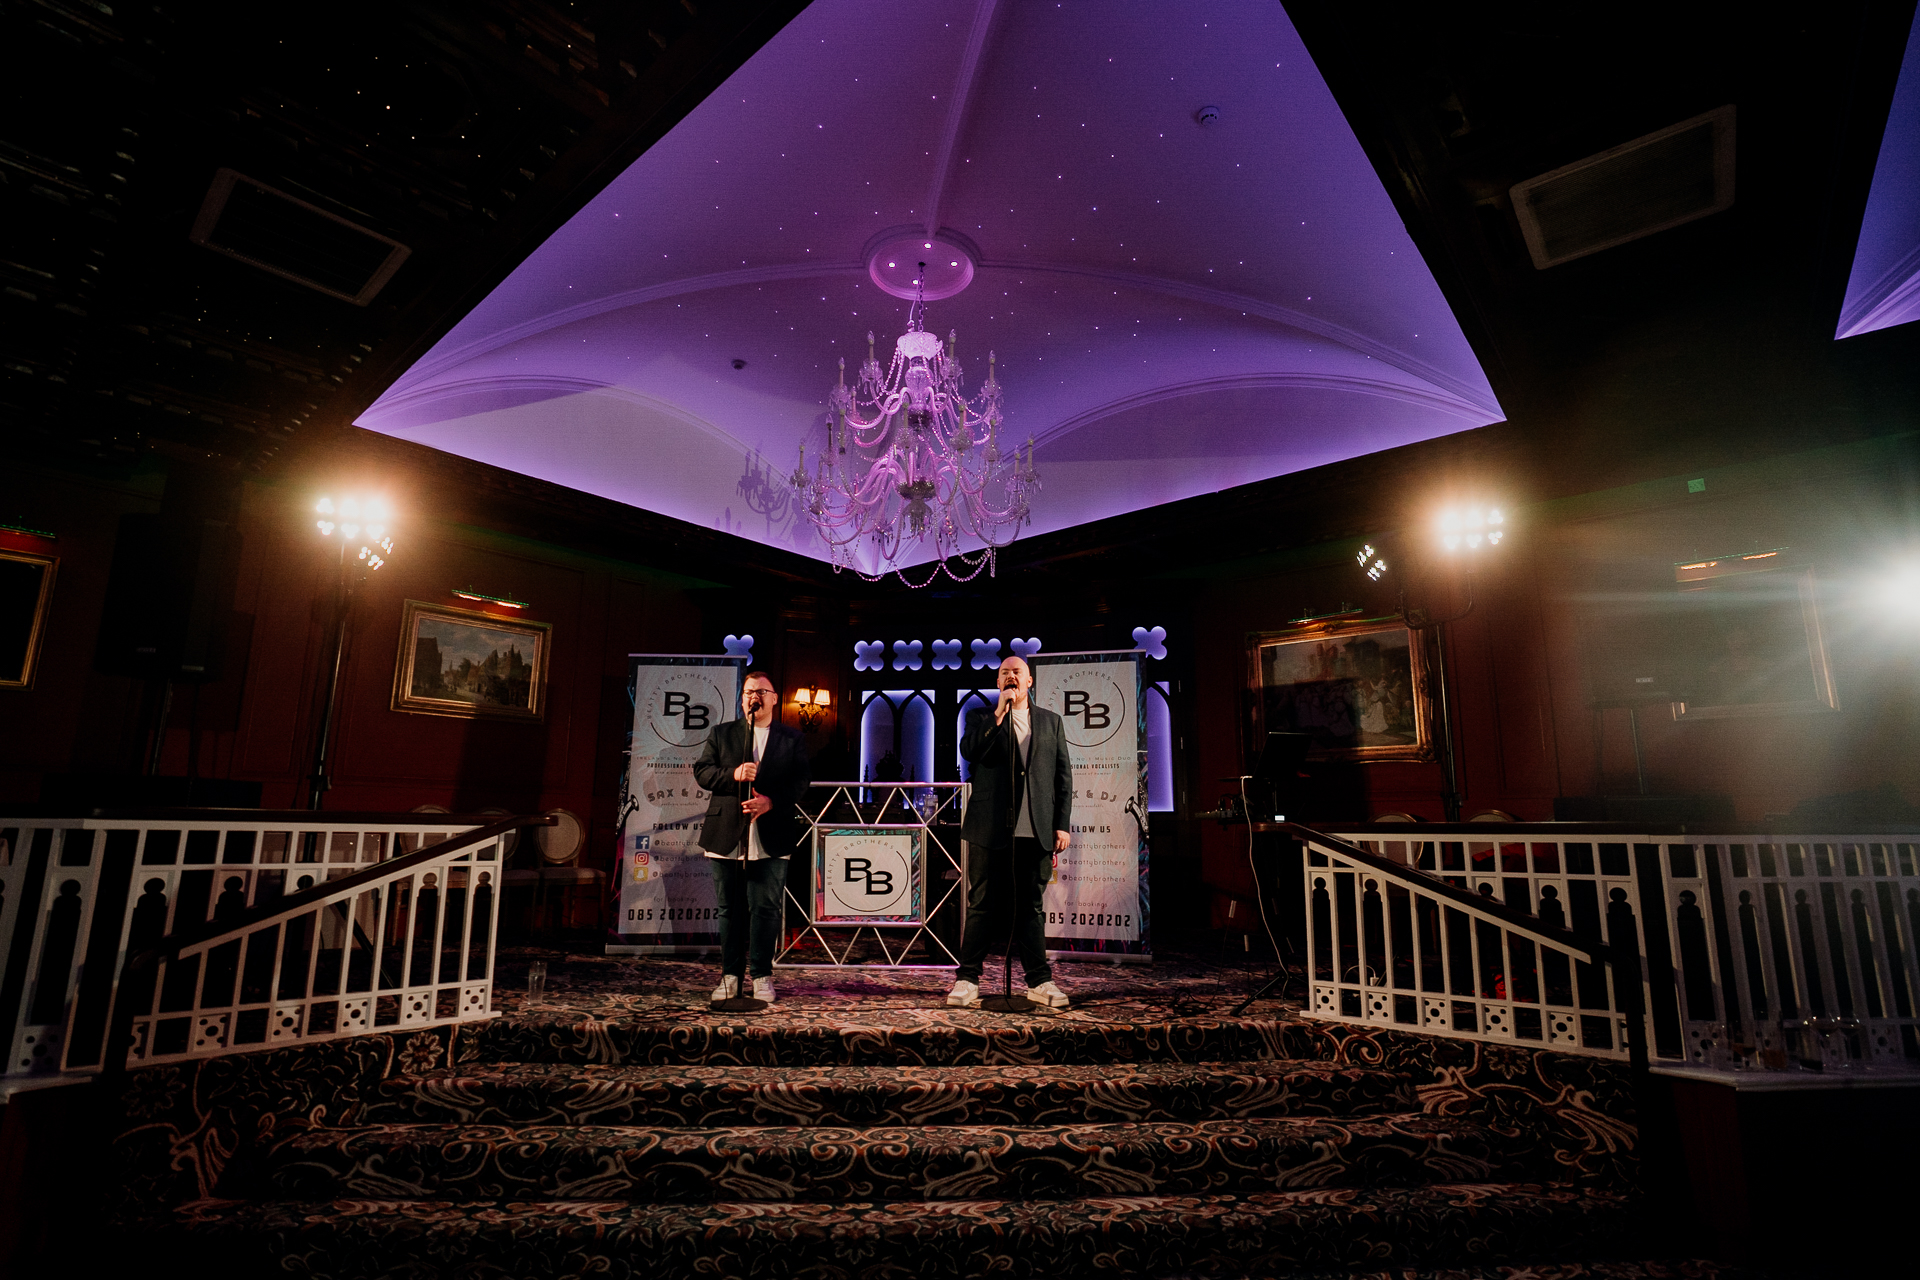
[0,453,738,884]
[1164,437,1919,924]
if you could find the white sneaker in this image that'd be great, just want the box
[946,979,981,1008]
[710,974,740,1001]
[1028,979,1070,1009]
[751,976,776,1004]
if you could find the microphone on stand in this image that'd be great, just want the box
[738,688,767,857]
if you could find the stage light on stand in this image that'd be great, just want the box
[307,494,398,810]
[315,496,395,571]
[1439,505,1504,554]
[1358,500,1516,823]
[1876,558,1920,622]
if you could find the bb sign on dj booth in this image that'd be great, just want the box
[814,830,923,924]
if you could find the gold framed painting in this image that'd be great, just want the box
[0,549,57,690]
[1248,616,1434,762]
[392,599,551,721]
[1668,561,1838,721]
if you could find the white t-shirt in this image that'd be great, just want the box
[707,723,772,861]
[1010,707,1034,839]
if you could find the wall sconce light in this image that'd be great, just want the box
[793,684,831,731]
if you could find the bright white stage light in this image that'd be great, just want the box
[1438,504,1510,554]
[1878,560,1920,621]
[314,494,396,571]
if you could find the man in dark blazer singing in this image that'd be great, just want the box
[949,654,1074,1009]
[693,669,810,1004]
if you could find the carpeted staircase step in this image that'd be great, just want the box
[1156,1266,1745,1280]
[159,1182,1639,1279]
[365,1059,1417,1127]
[466,1008,1321,1067]
[255,1112,1521,1202]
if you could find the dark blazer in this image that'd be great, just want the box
[960,705,1073,848]
[692,718,811,858]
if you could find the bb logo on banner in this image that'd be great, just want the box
[1054,669,1128,748]
[644,672,733,747]
[1034,652,1148,950]
[611,656,741,952]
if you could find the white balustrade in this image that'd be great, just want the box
[0,812,523,1078]
[1316,827,1920,1069]
[1306,828,1632,1058]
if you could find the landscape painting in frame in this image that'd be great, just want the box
[393,599,550,720]
[0,549,57,689]
[1251,618,1432,762]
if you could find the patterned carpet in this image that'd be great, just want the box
[490,943,1292,1028]
[104,944,1741,1278]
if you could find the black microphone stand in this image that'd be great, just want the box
[981,683,1043,1015]
[737,700,756,859]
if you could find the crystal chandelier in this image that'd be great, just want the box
[791,266,1038,585]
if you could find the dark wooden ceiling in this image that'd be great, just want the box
[1,0,822,579]
[981,0,1920,592]
[5,0,1916,599]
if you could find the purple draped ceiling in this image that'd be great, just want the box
[358,0,1503,561]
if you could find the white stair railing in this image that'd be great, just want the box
[1298,825,1637,1061]
[1665,838,1920,1068]
[1,810,510,1078]
[1320,825,1920,1069]
[98,814,548,1075]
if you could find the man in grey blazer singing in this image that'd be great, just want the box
[949,654,1074,1009]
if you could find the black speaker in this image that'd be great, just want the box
[94,514,243,682]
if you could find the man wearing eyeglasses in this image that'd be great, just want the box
[694,670,809,1005]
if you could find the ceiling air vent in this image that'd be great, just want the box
[1510,106,1735,269]
[189,168,411,305]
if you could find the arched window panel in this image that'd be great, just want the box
[954,689,998,784]
[860,689,935,786]
[1145,681,1174,812]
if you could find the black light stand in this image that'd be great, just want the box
[305,539,357,810]
[712,693,772,1014]
[1226,749,1310,1016]
[304,499,395,810]
[1359,521,1500,824]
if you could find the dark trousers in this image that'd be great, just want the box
[710,855,789,979]
[954,836,1053,986]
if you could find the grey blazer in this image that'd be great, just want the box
[960,705,1073,848]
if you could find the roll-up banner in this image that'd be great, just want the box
[1032,650,1150,961]
[607,654,743,954]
